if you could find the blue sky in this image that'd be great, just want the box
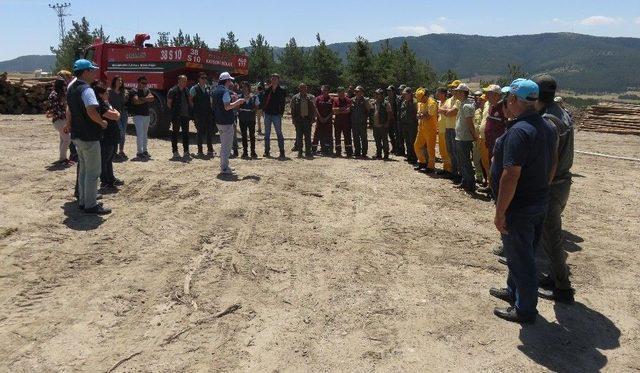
[1,0,640,60]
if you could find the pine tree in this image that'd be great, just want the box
[346,36,376,92]
[374,39,397,87]
[190,33,208,49]
[307,33,343,90]
[219,31,241,54]
[440,69,459,85]
[157,32,171,47]
[171,29,186,47]
[248,34,274,84]
[278,37,306,88]
[393,40,418,87]
[50,17,105,72]
[114,36,128,44]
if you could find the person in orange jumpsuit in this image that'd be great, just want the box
[414,88,439,173]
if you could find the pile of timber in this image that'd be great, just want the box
[0,72,55,114]
[580,102,640,136]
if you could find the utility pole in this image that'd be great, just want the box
[49,3,71,42]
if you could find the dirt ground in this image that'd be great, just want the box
[0,114,639,372]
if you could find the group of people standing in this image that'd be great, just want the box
[47,59,576,324]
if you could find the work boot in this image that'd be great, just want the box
[493,307,536,324]
[84,204,112,215]
[492,245,505,256]
[478,186,492,194]
[298,151,304,158]
[263,151,271,158]
[538,288,575,304]
[251,151,258,159]
[241,151,249,159]
[538,274,555,289]
[279,150,286,159]
[172,151,180,159]
[489,288,515,304]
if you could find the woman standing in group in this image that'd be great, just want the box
[92,83,124,190]
[109,76,128,160]
[46,78,73,167]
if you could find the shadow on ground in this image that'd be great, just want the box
[519,302,620,373]
[62,201,104,231]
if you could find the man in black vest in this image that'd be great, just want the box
[190,73,215,158]
[167,75,191,160]
[67,59,111,214]
[212,72,245,175]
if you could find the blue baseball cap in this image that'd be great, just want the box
[501,78,539,101]
[72,59,99,73]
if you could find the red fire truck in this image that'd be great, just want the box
[84,34,249,136]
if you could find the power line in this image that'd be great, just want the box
[49,3,71,42]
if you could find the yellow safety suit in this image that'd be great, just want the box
[437,100,451,172]
[414,93,438,168]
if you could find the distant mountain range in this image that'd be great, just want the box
[3,32,638,93]
[319,32,640,93]
[0,55,55,73]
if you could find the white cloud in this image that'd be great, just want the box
[438,17,448,22]
[636,17,640,25]
[396,24,446,35]
[552,18,562,23]
[578,16,620,26]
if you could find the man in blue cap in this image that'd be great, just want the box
[67,59,111,214]
[489,78,558,323]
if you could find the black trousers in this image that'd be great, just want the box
[100,140,116,184]
[294,117,313,155]
[239,120,256,154]
[171,116,190,153]
[373,127,389,157]
[195,113,214,153]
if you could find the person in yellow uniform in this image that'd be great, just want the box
[413,87,439,172]
[435,87,450,176]
[438,80,462,183]
[472,91,488,184]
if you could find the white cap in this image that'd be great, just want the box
[218,71,234,81]
[554,96,563,103]
[453,83,470,92]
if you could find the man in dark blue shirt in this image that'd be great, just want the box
[489,79,558,324]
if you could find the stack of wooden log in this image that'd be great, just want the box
[580,102,640,136]
[0,72,55,114]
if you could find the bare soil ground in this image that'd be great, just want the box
[0,115,639,372]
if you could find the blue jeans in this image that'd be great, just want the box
[455,139,475,190]
[445,129,459,177]
[264,114,284,154]
[132,115,149,154]
[73,139,101,209]
[502,206,547,318]
[117,112,128,150]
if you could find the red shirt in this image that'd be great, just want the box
[333,96,352,127]
[484,103,506,156]
[315,94,334,123]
